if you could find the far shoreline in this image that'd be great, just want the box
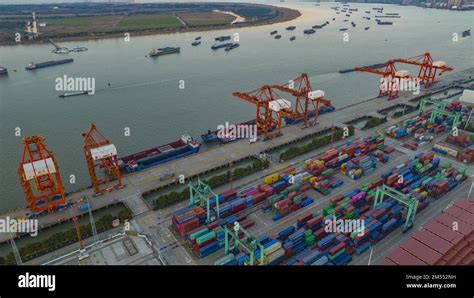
[0,3,301,47]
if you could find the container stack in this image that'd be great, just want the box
[340,155,377,180]
[173,206,206,235]
[382,199,474,265]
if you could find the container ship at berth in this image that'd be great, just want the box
[0,66,8,76]
[118,134,201,173]
[149,47,180,57]
[25,59,73,70]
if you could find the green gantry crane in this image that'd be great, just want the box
[429,109,460,129]
[419,97,460,128]
[224,222,266,265]
[418,97,446,114]
[188,177,219,224]
[373,184,419,232]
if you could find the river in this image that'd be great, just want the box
[0,1,472,211]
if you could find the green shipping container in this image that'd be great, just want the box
[304,229,313,237]
[190,228,209,241]
[196,231,216,244]
[442,162,452,169]
[328,248,346,260]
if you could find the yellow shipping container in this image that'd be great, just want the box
[355,169,363,175]
[303,174,313,181]
[264,173,280,184]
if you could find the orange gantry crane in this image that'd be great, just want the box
[233,85,293,140]
[355,61,411,100]
[271,73,333,126]
[82,123,122,194]
[18,136,66,212]
[394,52,453,87]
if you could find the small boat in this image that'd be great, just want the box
[339,28,348,31]
[192,40,201,46]
[71,46,88,52]
[286,26,296,31]
[270,30,278,35]
[225,43,240,51]
[303,29,316,34]
[365,27,370,30]
[52,48,70,54]
[274,35,282,39]
[290,36,296,41]
[149,47,181,57]
[211,43,233,50]
[59,91,90,98]
[0,66,8,76]
[215,36,231,42]
[195,36,202,40]
[462,29,471,37]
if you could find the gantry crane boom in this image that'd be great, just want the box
[233,85,291,140]
[356,61,411,100]
[394,52,453,87]
[18,136,66,213]
[270,73,333,126]
[82,123,122,194]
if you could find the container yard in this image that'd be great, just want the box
[1,6,474,295]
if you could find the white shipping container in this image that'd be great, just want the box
[267,247,285,263]
[264,241,282,255]
[269,99,291,112]
[432,61,446,67]
[395,70,410,77]
[308,90,325,99]
[90,144,117,160]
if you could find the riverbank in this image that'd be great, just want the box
[0,3,301,46]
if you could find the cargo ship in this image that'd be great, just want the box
[211,43,233,50]
[25,59,73,70]
[286,26,296,30]
[339,28,348,31]
[149,47,180,57]
[118,134,201,173]
[225,43,240,51]
[284,105,335,125]
[377,21,393,25]
[303,29,316,34]
[0,66,8,76]
[215,36,231,42]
